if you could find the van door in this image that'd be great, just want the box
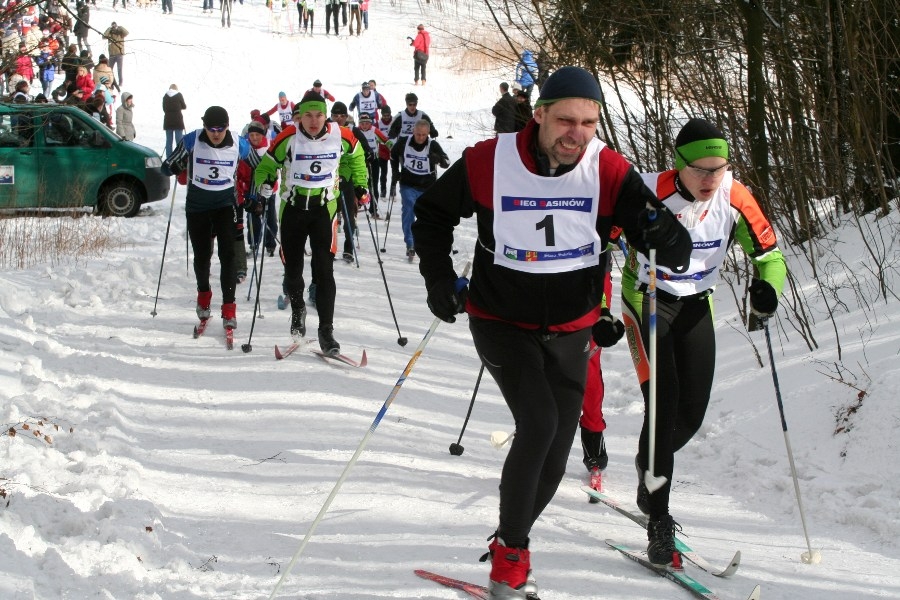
[37,109,109,209]
[0,108,39,209]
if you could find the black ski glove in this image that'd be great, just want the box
[426,277,469,323]
[638,207,692,274]
[639,207,681,250]
[592,308,625,348]
[355,185,370,206]
[749,279,778,317]
[246,195,264,215]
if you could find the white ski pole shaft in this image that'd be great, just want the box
[266,262,470,599]
[763,318,820,564]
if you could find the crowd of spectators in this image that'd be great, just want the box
[1,0,128,131]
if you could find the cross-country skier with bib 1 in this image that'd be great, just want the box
[412,66,692,600]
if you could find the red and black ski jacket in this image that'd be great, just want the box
[412,119,689,332]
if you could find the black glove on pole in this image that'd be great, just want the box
[426,277,469,323]
[749,279,778,316]
[592,308,625,347]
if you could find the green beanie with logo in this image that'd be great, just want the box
[674,118,729,169]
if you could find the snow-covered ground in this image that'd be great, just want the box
[2,2,899,598]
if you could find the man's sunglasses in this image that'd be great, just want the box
[206,126,227,133]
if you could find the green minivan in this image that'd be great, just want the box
[0,102,170,217]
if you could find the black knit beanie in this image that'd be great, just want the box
[202,106,229,128]
[534,66,604,108]
[674,118,729,169]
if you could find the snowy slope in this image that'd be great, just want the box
[1,2,899,599]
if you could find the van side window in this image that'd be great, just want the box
[44,113,93,147]
[0,112,34,147]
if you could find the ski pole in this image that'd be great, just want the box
[644,246,667,493]
[380,192,395,253]
[449,362,484,456]
[150,182,177,317]
[362,208,407,346]
[241,201,270,353]
[762,317,821,564]
[266,263,470,600]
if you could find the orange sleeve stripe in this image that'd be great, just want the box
[656,170,678,199]
[729,180,778,252]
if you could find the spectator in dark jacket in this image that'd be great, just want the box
[514,89,533,132]
[74,1,90,54]
[492,82,516,134]
[162,83,186,157]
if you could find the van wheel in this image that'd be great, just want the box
[101,181,141,218]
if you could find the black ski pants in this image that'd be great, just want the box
[280,199,337,328]
[338,179,357,257]
[325,3,339,34]
[414,57,427,83]
[186,205,237,304]
[374,157,390,195]
[470,317,591,547]
[623,291,716,520]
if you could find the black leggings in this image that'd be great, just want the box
[470,317,591,546]
[624,292,716,519]
[186,205,237,304]
[414,58,427,82]
[280,200,337,327]
[325,3,339,34]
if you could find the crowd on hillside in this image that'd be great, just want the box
[0,0,135,138]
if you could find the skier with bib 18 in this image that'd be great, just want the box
[412,66,692,599]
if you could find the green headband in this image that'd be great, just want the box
[295,100,327,117]
[675,138,729,169]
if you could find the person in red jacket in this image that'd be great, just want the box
[409,23,430,85]
[264,91,295,134]
[411,66,692,599]
[236,118,279,258]
[74,64,95,98]
[305,79,335,102]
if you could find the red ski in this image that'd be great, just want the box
[312,348,367,368]
[193,319,210,338]
[275,338,317,360]
[588,466,603,502]
[415,569,488,600]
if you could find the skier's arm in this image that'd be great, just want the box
[388,117,401,139]
[254,130,292,187]
[731,181,787,295]
[162,130,195,176]
[341,135,369,190]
